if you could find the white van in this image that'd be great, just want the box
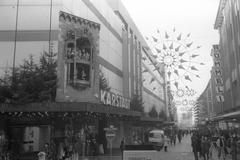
[148,130,164,151]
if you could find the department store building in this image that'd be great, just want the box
[0,0,166,158]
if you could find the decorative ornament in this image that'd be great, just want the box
[182,99,188,106]
[145,28,204,89]
[172,99,197,106]
[176,89,184,97]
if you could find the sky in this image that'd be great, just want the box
[121,0,220,100]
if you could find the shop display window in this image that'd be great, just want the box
[8,126,50,154]
[65,30,93,89]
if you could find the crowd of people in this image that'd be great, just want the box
[191,129,239,160]
[160,127,240,160]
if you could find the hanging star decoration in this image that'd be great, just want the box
[145,28,204,89]
[150,77,155,84]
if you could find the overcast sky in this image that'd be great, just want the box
[121,0,220,100]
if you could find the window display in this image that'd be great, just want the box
[65,30,93,89]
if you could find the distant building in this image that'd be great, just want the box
[194,80,211,125]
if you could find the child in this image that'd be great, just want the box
[164,135,170,152]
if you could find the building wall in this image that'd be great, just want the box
[214,0,240,115]
[0,0,126,100]
[0,0,61,77]
[105,0,167,115]
[195,83,209,124]
[142,49,165,114]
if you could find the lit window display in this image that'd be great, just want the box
[65,31,93,88]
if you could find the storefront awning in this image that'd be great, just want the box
[0,102,141,117]
[162,121,176,126]
[140,116,164,123]
[212,110,240,121]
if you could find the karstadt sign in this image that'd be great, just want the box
[100,90,130,109]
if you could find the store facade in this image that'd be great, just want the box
[0,0,168,159]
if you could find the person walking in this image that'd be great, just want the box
[163,135,169,152]
[173,133,176,146]
[170,133,176,146]
[120,138,125,160]
[216,135,226,160]
[201,136,211,160]
[177,130,182,143]
[230,133,238,160]
[191,132,200,160]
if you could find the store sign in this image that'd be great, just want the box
[104,125,117,141]
[212,45,224,102]
[216,86,224,94]
[219,121,227,129]
[100,90,130,109]
[216,95,224,102]
[215,69,222,76]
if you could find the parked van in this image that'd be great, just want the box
[148,130,164,151]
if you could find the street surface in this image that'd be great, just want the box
[160,134,194,160]
[80,134,232,160]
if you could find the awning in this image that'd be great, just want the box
[212,110,240,121]
[0,102,141,117]
[140,116,164,123]
[162,121,176,126]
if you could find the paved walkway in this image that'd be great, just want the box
[79,135,234,160]
[160,134,195,160]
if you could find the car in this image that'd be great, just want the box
[148,130,164,151]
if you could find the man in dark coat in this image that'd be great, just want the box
[177,130,182,143]
[201,136,211,160]
[191,132,200,160]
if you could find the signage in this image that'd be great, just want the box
[216,86,224,94]
[216,95,224,102]
[100,90,130,109]
[212,45,224,102]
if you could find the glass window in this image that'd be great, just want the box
[65,30,92,88]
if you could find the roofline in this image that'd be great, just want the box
[214,0,227,29]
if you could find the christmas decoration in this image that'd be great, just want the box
[145,28,204,89]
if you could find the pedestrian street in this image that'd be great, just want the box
[79,135,195,160]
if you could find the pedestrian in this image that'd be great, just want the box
[191,132,199,160]
[197,133,203,158]
[173,134,176,146]
[43,143,50,160]
[216,135,226,160]
[201,136,211,160]
[230,133,237,160]
[38,152,46,160]
[208,136,214,159]
[170,132,176,146]
[177,130,182,143]
[120,138,125,160]
[163,135,169,152]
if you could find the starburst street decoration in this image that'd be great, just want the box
[145,28,204,89]
[171,88,197,98]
